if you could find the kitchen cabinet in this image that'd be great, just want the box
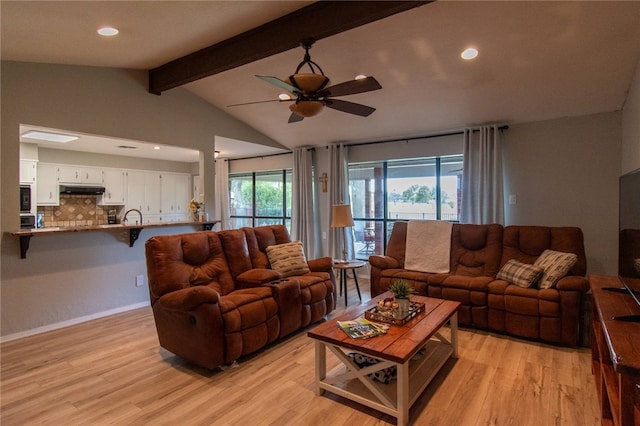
[161,173,191,221]
[98,169,126,205]
[20,159,37,184]
[36,163,60,206]
[126,170,161,218]
[58,165,104,185]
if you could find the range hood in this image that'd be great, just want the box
[59,185,106,195]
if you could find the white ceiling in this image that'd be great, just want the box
[3,1,640,159]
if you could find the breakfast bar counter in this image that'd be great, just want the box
[10,220,220,258]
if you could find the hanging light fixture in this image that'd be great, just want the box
[285,40,330,117]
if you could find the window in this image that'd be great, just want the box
[348,155,462,259]
[229,170,292,230]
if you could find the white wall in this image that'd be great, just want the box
[1,61,282,338]
[503,112,621,274]
[622,58,640,174]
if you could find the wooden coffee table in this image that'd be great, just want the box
[307,294,460,426]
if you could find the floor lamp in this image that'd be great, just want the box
[331,204,354,262]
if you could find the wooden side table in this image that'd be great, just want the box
[333,260,365,306]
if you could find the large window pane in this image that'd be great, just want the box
[440,155,462,222]
[348,154,463,260]
[349,162,384,220]
[230,217,253,228]
[387,158,437,221]
[229,170,291,232]
[230,174,253,217]
[285,170,292,217]
[255,171,284,217]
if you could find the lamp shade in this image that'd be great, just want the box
[331,204,354,228]
[289,101,324,118]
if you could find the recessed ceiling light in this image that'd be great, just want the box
[461,48,478,60]
[153,146,160,150]
[278,93,291,101]
[21,130,78,143]
[97,26,119,37]
[355,74,368,80]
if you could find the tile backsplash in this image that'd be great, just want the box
[37,195,123,228]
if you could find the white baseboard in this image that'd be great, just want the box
[0,302,150,343]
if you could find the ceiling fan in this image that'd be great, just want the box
[229,39,382,123]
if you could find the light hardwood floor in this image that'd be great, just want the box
[1,277,601,425]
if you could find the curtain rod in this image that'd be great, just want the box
[339,125,509,148]
[227,147,317,162]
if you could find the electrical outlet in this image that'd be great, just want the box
[322,231,327,240]
[136,274,144,287]
[509,194,517,205]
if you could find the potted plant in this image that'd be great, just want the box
[389,279,414,313]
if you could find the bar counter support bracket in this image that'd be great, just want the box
[19,235,31,259]
[128,227,143,247]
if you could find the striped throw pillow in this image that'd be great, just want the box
[534,249,578,289]
[496,259,545,288]
[266,241,310,277]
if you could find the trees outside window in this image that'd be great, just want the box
[229,170,292,230]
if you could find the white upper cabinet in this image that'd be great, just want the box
[125,170,162,220]
[36,163,60,206]
[19,159,37,184]
[58,165,104,185]
[98,169,126,205]
[160,173,191,221]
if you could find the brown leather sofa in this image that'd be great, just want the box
[369,222,589,346]
[145,225,335,369]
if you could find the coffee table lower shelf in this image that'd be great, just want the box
[313,316,457,426]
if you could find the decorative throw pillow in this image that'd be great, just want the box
[496,259,545,288]
[534,249,578,289]
[266,241,310,277]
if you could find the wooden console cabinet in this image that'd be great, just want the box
[590,274,640,426]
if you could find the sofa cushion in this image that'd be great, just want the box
[534,249,578,289]
[496,259,545,288]
[266,241,310,277]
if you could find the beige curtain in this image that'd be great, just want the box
[291,147,320,258]
[328,143,354,260]
[461,125,504,224]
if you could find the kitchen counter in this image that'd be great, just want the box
[10,220,220,258]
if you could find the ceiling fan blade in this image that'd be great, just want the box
[288,112,304,123]
[319,76,382,98]
[325,98,376,117]
[227,99,285,107]
[256,75,298,93]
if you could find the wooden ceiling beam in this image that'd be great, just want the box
[148,1,431,95]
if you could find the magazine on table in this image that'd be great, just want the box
[337,317,390,339]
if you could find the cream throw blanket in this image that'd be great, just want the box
[404,220,453,273]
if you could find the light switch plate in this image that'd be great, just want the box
[136,275,144,287]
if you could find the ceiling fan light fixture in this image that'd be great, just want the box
[288,73,329,92]
[461,47,478,60]
[289,101,324,118]
[278,93,291,101]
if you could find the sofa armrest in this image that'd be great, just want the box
[307,256,333,272]
[369,255,400,269]
[236,268,282,288]
[157,286,221,311]
[556,276,590,292]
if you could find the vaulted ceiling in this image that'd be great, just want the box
[3,1,640,159]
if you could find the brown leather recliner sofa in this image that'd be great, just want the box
[369,222,589,346]
[145,225,335,370]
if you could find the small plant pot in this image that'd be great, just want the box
[396,297,410,314]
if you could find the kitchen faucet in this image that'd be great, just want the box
[123,208,143,226]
